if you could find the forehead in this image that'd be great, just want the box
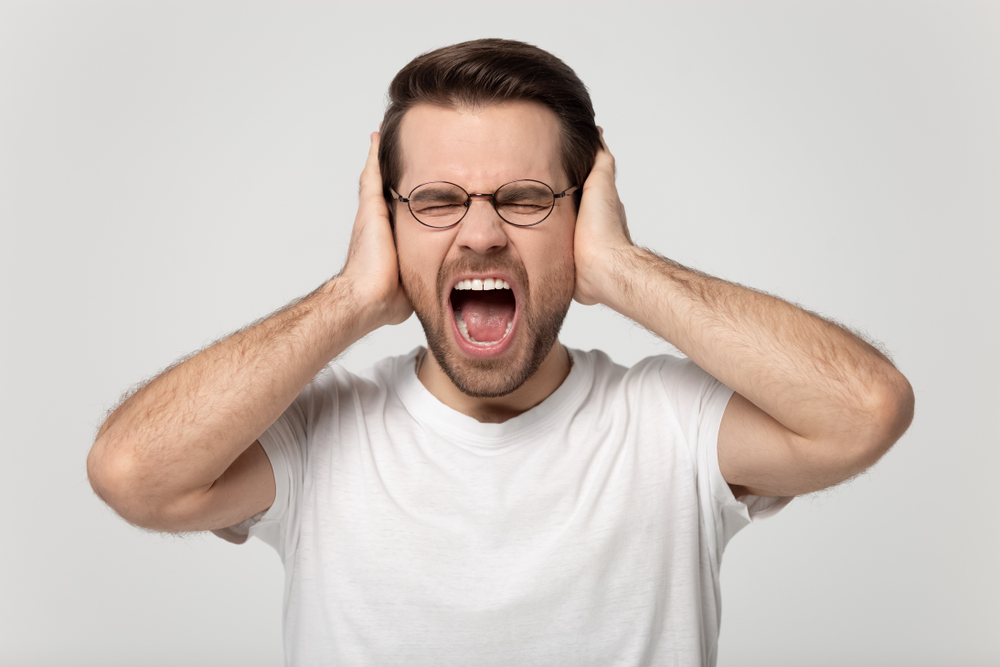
[396,101,565,191]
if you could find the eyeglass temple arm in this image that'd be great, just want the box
[553,185,580,199]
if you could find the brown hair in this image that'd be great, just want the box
[379,38,600,220]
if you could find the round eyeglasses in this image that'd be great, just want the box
[390,179,579,229]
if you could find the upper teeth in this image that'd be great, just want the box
[454,278,511,291]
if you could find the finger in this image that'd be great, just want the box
[587,146,616,184]
[363,131,380,177]
[596,126,610,152]
[359,131,384,201]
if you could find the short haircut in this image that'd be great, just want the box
[379,38,601,221]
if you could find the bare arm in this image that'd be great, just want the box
[87,132,412,531]
[573,133,914,497]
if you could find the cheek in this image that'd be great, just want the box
[524,231,576,302]
[396,233,449,303]
[555,245,577,296]
[548,225,577,274]
[398,250,430,295]
[396,225,425,272]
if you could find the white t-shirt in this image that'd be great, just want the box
[217,348,789,666]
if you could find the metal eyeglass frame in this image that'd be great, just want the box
[389,179,579,229]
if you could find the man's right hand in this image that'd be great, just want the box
[87,130,411,534]
[338,131,412,329]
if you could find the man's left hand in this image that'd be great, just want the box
[569,127,913,498]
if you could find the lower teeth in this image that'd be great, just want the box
[455,313,513,346]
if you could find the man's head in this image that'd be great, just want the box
[381,40,600,399]
[379,39,601,219]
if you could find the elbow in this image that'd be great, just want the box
[87,435,146,525]
[852,368,915,467]
[88,436,216,532]
[887,371,915,440]
[87,435,118,508]
[874,368,914,447]
[87,435,180,531]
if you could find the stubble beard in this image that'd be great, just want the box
[401,253,573,398]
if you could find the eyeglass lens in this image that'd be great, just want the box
[407,180,555,228]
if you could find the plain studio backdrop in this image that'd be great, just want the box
[1,2,997,665]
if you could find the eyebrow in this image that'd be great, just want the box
[409,186,467,200]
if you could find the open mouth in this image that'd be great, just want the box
[450,277,517,347]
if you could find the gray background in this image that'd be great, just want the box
[1,1,997,665]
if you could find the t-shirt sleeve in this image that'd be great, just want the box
[210,373,325,561]
[655,356,792,556]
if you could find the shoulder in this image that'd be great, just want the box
[570,349,732,437]
[279,349,420,426]
[312,348,421,393]
[571,348,717,395]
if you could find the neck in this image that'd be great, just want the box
[417,342,572,423]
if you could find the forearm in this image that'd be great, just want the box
[88,275,379,522]
[573,137,911,495]
[599,246,912,449]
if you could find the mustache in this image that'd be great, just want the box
[436,252,530,298]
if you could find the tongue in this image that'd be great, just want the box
[459,294,515,342]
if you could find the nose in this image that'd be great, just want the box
[454,195,508,255]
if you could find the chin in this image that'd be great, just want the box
[422,303,568,399]
[402,254,573,399]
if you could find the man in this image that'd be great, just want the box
[87,39,913,665]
